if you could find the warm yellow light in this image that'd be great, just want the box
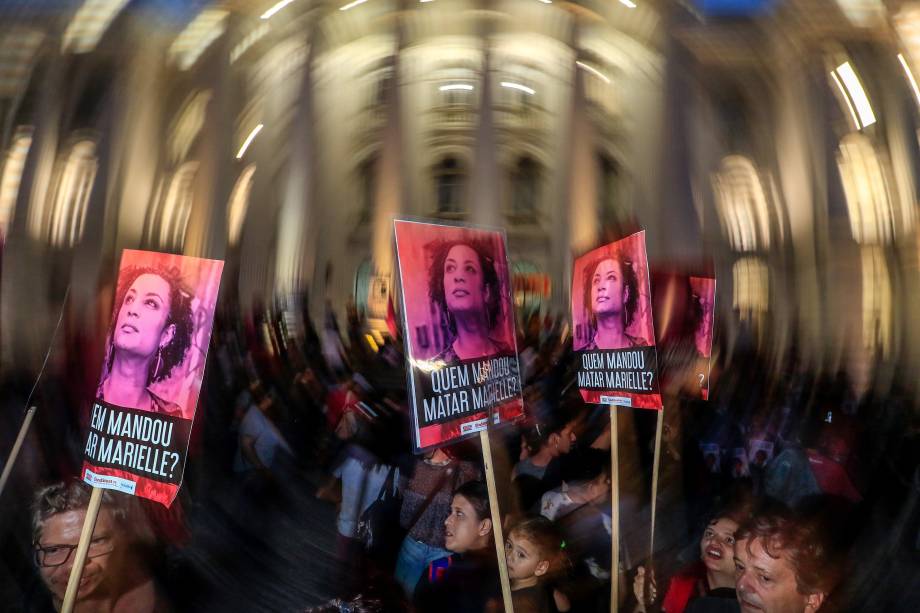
[236,124,264,159]
[831,69,861,131]
[576,61,610,84]
[340,0,368,10]
[169,9,227,71]
[501,81,535,95]
[365,334,379,352]
[261,0,297,19]
[898,53,920,109]
[835,62,876,128]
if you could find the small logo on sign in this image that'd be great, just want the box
[84,469,137,495]
[600,395,632,407]
[460,418,489,434]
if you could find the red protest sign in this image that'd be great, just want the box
[572,231,662,409]
[689,276,716,400]
[81,250,223,506]
[393,219,524,452]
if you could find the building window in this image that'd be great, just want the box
[860,245,892,357]
[227,164,255,245]
[732,257,769,320]
[837,132,899,245]
[148,162,198,250]
[712,155,773,252]
[435,157,464,214]
[511,157,538,217]
[0,127,33,240]
[49,140,97,247]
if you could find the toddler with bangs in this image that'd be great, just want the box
[505,516,571,613]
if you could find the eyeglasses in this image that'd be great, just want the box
[34,536,114,568]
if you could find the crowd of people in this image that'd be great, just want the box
[0,293,918,612]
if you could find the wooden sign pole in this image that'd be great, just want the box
[645,409,665,608]
[0,406,37,497]
[61,487,104,613]
[480,429,514,613]
[609,409,620,612]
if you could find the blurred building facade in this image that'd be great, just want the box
[0,0,918,396]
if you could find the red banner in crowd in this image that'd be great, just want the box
[394,219,524,452]
[81,250,223,507]
[572,232,662,409]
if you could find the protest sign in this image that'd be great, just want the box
[393,219,524,452]
[689,276,716,399]
[80,250,223,507]
[572,231,662,409]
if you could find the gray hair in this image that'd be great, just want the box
[31,481,130,544]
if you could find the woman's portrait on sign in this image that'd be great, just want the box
[426,238,512,363]
[572,232,654,352]
[394,221,516,365]
[97,250,223,420]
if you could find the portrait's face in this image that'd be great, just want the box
[444,494,488,553]
[734,537,824,613]
[443,244,488,316]
[37,508,124,603]
[505,531,547,581]
[591,258,626,317]
[114,273,174,359]
[700,517,738,576]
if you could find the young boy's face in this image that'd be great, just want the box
[444,494,489,553]
[505,531,548,581]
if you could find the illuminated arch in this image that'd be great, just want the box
[48,140,97,247]
[712,155,772,252]
[148,161,198,250]
[836,132,896,245]
[0,127,33,240]
[227,164,256,245]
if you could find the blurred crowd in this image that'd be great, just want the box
[1,293,919,613]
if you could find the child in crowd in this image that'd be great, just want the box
[505,517,571,613]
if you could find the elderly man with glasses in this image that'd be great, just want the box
[31,481,168,613]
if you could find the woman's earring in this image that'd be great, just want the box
[153,347,163,382]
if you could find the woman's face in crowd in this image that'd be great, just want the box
[700,517,738,575]
[505,531,546,581]
[114,273,173,359]
[443,244,488,317]
[37,508,125,602]
[591,258,626,318]
[444,494,487,553]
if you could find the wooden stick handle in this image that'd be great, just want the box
[480,429,514,613]
[610,409,620,612]
[0,406,37,498]
[61,486,104,613]
[646,409,665,606]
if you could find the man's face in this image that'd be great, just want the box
[734,536,825,613]
[36,508,124,603]
[444,494,489,553]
